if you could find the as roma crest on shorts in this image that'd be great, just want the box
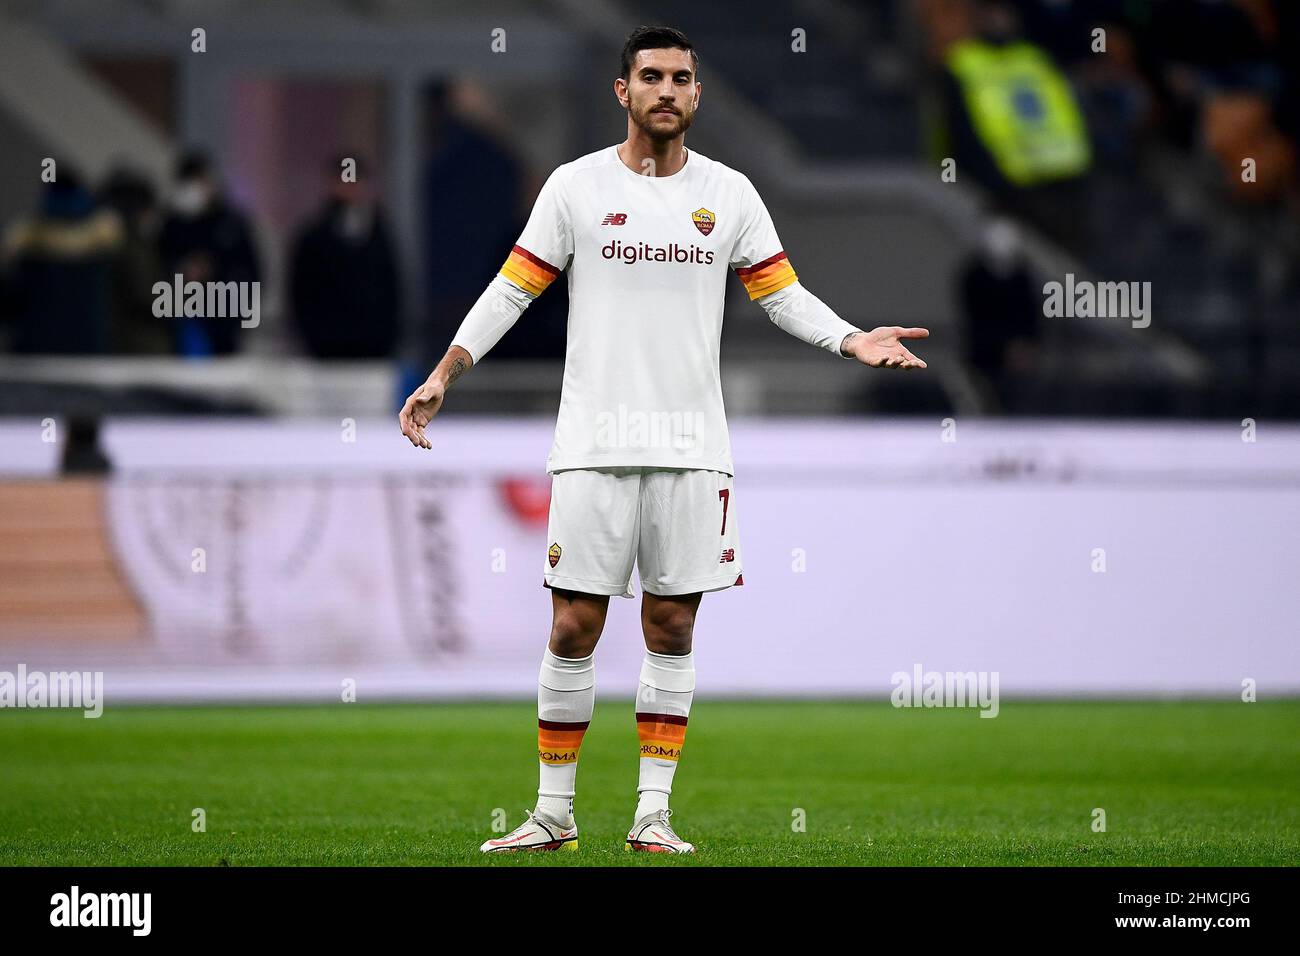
[691,207,716,236]
[548,542,562,568]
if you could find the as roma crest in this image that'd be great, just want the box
[548,542,562,568]
[691,207,716,236]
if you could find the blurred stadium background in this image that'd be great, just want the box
[1,0,1298,704]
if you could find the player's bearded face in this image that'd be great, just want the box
[623,50,698,142]
[629,85,695,140]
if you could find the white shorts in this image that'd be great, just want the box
[543,467,744,598]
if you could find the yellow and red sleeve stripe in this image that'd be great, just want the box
[734,251,797,300]
[636,712,688,762]
[538,718,589,765]
[500,244,562,297]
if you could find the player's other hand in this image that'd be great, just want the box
[845,326,929,370]
[398,379,445,450]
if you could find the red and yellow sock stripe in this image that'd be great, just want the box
[636,712,688,762]
[734,251,797,300]
[538,718,589,765]
[501,244,562,296]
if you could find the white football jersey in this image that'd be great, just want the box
[485,145,799,476]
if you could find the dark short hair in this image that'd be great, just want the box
[620,25,698,80]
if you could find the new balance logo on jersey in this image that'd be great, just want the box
[719,548,735,563]
[601,212,627,225]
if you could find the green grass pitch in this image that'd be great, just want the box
[1,699,1297,866]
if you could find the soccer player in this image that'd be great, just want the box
[399,25,928,854]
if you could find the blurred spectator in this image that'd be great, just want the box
[289,156,401,359]
[1138,0,1295,202]
[1202,92,1296,201]
[958,218,1043,412]
[420,81,522,362]
[99,167,170,355]
[942,0,1091,189]
[1071,22,1151,169]
[157,151,262,356]
[939,0,1092,246]
[0,170,121,355]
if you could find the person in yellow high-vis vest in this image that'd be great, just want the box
[945,37,1092,188]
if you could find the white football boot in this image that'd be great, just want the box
[480,810,578,853]
[624,809,695,854]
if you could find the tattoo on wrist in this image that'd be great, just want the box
[840,332,861,356]
[446,357,468,386]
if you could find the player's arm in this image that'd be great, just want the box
[733,178,927,370]
[837,325,928,369]
[398,343,472,450]
[399,172,572,450]
[398,271,547,449]
[755,281,929,369]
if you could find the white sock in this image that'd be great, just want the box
[636,789,670,819]
[635,649,694,821]
[535,648,594,828]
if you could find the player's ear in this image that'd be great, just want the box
[613,77,629,109]
[693,81,702,111]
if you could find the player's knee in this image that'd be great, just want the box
[549,608,602,657]
[642,605,695,655]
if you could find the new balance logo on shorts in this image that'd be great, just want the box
[719,548,735,563]
[601,212,627,225]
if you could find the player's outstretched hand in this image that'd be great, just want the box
[398,379,445,450]
[845,326,929,370]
